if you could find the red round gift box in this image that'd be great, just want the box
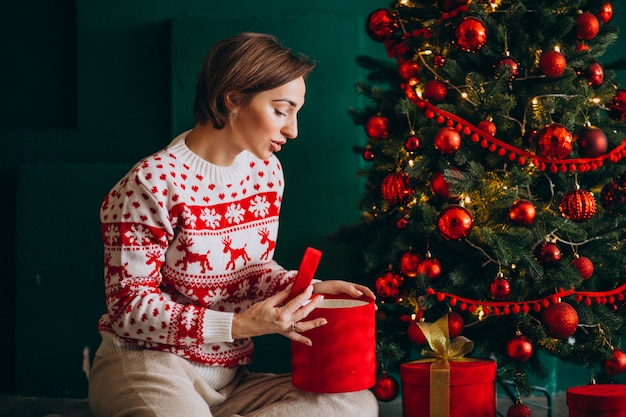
[567,384,626,416]
[291,295,376,393]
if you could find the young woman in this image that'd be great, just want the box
[88,32,379,417]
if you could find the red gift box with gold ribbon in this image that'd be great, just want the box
[567,384,626,416]
[400,315,496,417]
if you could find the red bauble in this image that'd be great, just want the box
[542,302,579,339]
[396,217,410,229]
[601,175,626,215]
[404,134,421,151]
[607,89,626,122]
[571,255,594,280]
[576,12,600,41]
[447,311,465,338]
[434,127,462,154]
[507,402,532,417]
[365,9,399,42]
[398,60,420,80]
[539,50,567,78]
[424,79,448,102]
[400,250,421,278]
[598,2,614,24]
[537,242,561,266]
[437,0,468,13]
[586,61,604,88]
[604,349,626,376]
[507,334,534,362]
[478,119,497,136]
[490,273,511,300]
[508,199,537,226]
[537,123,573,159]
[381,172,414,205]
[372,372,400,402]
[417,257,442,280]
[575,126,607,157]
[407,320,428,345]
[365,115,389,141]
[430,169,461,202]
[496,56,520,80]
[374,271,404,303]
[362,148,375,161]
[559,188,597,222]
[437,205,473,241]
[455,17,488,53]
[433,54,446,68]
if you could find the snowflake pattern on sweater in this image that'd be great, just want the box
[97,132,296,367]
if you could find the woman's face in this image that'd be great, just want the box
[229,77,306,160]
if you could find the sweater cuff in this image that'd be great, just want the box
[200,308,235,343]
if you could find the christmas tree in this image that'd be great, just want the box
[348,0,626,403]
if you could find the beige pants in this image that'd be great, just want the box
[88,349,379,417]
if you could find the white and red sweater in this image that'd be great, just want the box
[97,131,296,371]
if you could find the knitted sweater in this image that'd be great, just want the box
[97,131,296,369]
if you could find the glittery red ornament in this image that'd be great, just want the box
[365,115,389,141]
[537,123,573,159]
[539,50,567,78]
[374,271,404,303]
[607,89,626,122]
[433,54,446,68]
[575,126,607,157]
[576,12,600,41]
[381,172,414,205]
[571,255,594,280]
[537,242,561,266]
[490,273,511,300]
[447,311,465,338]
[434,127,462,154]
[437,205,473,241]
[407,319,428,345]
[398,60,420,80]
[404,134,421,151]
[559,188,597,222]
[365,9,399,42]
[542,302,579,339]
[372,372,400,402]
[586,61,604,88]
[417,257,442,280]
[598,2,614,24]
[424,79,448,102]
[478,119,497,136]
[496,56,520,80]
[400,250,421,277]
[507,334,534,362]
[508,199,536,226]
[455,17,488,53]
[604,349,626,376]
[601,174,626,215]
[507,402,532,417]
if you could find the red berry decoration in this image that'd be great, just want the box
[374,271,404,303]
[542,302,579,339]
[433,53,446,68]
[490,272,511,300]
[434,127,462,154]
[398,60,420,80]
[447,311,465,338]
[372,371,400,402]
[496,56,520,80]
[575,126,607,157]
[437,205,474,241]
[400,250,421,278]
[508,199,537,226]
[507,402,532,417]
[539,49,567,78]
[559,188,597,222]
[407,319,428,345]
[604,349,626,376]
[537,242,561,266]
[537,123,573,159]
[424,79,448,102]
[507,332,534,362]
[417,256,442,280]
[404,134,421,151]
[571,255,594,281]
[598,2,614,24]
[365,9,399,42]
[575,12,600,41]
[454,17,488,53]
[381,172,414,205]
[607,89,626,122]
[365,115,390,141]
[585,61,604,88]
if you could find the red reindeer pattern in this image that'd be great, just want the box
[175,237,213,273]
[258,228,275,260]
[145,250,162,277]
[223,236,251,270]
[105,253,131,283]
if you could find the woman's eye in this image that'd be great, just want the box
[275,109,287,116]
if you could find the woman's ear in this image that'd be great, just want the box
[223,92,238,111]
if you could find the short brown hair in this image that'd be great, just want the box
[193,32,316,129]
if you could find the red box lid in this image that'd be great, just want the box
[567,384,626,411]
[400,360,496,386]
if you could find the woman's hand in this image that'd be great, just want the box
[312,279,377,301]
[231,284,327,346]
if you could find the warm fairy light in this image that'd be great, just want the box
[408,159,415,167]
[554,45,561,53]
[464,195,471,204]
[461,92,468,99]
[532,98,538,105]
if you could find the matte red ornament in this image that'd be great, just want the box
[586,61,604,88]
[537,242,561,266]
[372,372,400,402]
[507,334,534,362]
[571,255,594,280]
[576,12,600,41]
[434,127,462,154]
[404,134,421,151]
[508,199,536,226]
[374,271,404,303]
[365,9,399,42]
[365,115,389,141]
[381,172,414,205]
[400,250,421,277]
[575,126,607,157]
[398,60,420,80]
[437,0,468,13]
[407,320,428,345]
[537,123,573,159]
[478,119,497,136]
[607,89,626,122]
[598,2,614,24]
[496,56,520,80]
[490,273,511,300]
[447,311,465,338]
[604,349,626,376]
[559,188,597,222]
[539,50,567,78]
[542,302,579,339]
[417,257,442,280]
[424,79,448,102]
[455,17,488,53]
[507,402,532,417]
[437,205,474,241]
